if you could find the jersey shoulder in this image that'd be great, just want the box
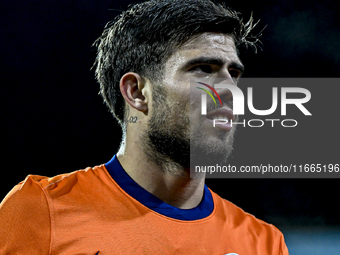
[210,188,284,237]
[2,164,111,207]
[20,164,110,193]
[31,164,106,186]
[0,164,111,254]
[210,189,289,254]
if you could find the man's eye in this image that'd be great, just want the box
[189,65,213,74]
[229,69,240,78]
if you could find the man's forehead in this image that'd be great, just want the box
[167,32,241,69]
[180,32,237,52]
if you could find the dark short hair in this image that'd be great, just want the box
[93,0,260,127]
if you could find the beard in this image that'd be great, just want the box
[141,84,236,175]
[190,116,237,168]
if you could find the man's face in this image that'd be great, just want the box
[144,32,244,171]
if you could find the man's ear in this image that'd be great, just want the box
[120,72,148,112]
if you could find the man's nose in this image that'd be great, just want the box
[214,69,238,103]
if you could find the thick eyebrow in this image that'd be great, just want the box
[181,56,244,74]
[181,57,224,70]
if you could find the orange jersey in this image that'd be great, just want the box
[0,155,289,254]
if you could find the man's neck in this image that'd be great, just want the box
[117,144,205,209]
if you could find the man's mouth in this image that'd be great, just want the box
[205,107,234,131]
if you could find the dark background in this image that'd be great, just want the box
[1,0,339,236]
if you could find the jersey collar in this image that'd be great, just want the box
[105,155,214,221]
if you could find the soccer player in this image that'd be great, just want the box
[0,0,289,254]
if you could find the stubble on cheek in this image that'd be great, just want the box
[189,110,237,166]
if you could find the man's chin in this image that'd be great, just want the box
[190,135,234,167]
